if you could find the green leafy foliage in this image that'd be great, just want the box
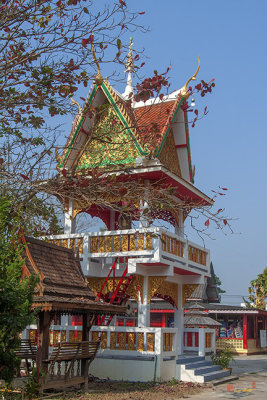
[214,273,226,294]
[0,196,37,384]
[0,0,144,143]
[248,267,267,309]
[211,348,234,369]
[24,367,44,399]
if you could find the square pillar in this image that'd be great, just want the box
[174,283,184,355]
[39,311,50,371]
[64,199,76,234]
[138,276,150,327]
[198,328,205,357]
[139,180,150,228]
[81,313,90,391]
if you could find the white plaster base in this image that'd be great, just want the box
[90,356,176,382]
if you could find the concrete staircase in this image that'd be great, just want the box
[176,355,231,383]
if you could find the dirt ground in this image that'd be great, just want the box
[53,379,212,400]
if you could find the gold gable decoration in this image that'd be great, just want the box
[148,276,178,307]
[127,275,144,303]
[76,103,139,171]
[182,284,199,307]
[158,130,181,177]
[87,275,143,303]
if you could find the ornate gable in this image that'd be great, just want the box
[158,129,181,177]
[76,101,140,171]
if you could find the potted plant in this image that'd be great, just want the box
[211,348,234,374]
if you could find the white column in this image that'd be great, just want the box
[174,283,184,355]
[61,315,69,326]
[138,275,150,327]
[198,328,205,356]
[139,180,150,228]
[64,199,76,234]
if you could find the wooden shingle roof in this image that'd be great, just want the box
[22,236,125,315]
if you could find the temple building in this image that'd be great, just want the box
[38,43,232,382]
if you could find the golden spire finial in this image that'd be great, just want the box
[91,38,103,85]
[125,37,134,73]
[122,38,135,99]
[181,56,200,99]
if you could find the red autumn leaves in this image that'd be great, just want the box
[81,34,94,48]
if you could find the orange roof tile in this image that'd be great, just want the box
[134,100,177,149]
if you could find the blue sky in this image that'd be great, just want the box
[68,1,267,305]
[117,0,267,304]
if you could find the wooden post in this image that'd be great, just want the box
[38,311,50,392]
[81,313,90,391]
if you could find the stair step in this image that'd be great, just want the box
[176,356,205,365]
[202,369,231,382]
[194,365,222,375]
[212,375,239,386]
[185,360,212,369]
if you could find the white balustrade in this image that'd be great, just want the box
[41,227,209,273]
[184,327,216,355]
[24,325,177,358]
[90,326,177,357]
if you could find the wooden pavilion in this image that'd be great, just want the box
[21,235,125,391]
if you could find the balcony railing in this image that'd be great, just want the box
[25,325,177,357]
[184,327,215,355]
[41,227,209,274]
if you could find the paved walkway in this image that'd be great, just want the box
[188,354,267,399]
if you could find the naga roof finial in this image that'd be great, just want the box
[71,97,82,113]
[181,56,200,99]
[91,38,103,85]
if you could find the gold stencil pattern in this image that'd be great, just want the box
[128,333,135,351]
[148,276,166,303]
[182,284,199,306]
[148,277,178,307]
[77,103,139,171]
[163,332,173,352]
[158,130,181,177]
[110,332,116,350]
[118,332,126,350]
[92,331,99,342]
[146,333,155,352]
[88,275,143,303]
[188,246,207,266]
[101,332,107,349]
[156,280,178,308]
[137,333,144,351]
[162,233,184,258]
